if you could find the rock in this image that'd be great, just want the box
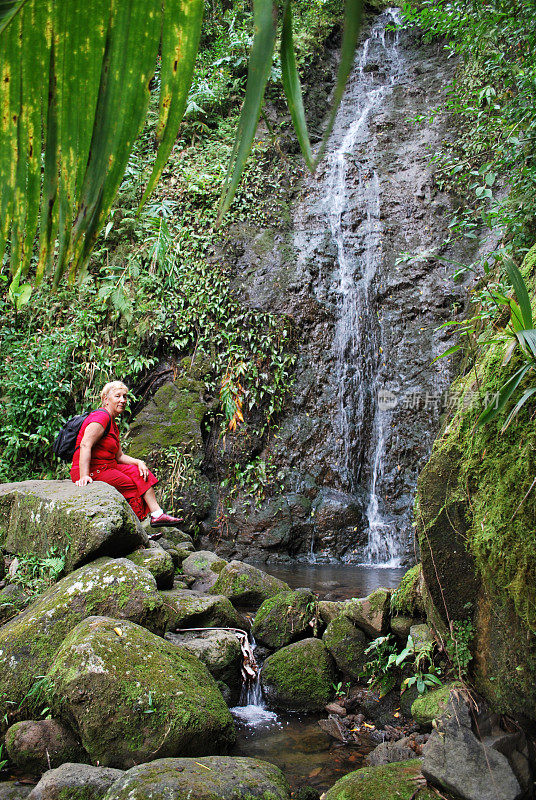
[128,368,208,464]
[310,488,366,557]
[181,551,227,592]
[390,564,425,618]
[0,556,4,582]
[46,616,236,769]
[390,615,414,639]
[0,784,33,799]
[318,600,346,625]
[325,702,346,716]
[0,558,165,727]
[0,481,147,573]
[323,760,435,800]
[161,589,242,631]
[125,547,174,589]
[166,629,242,689]
[159,528,194,547]
[27,763,123,800]
[409,623,434,649]
[318,715,351,743]
[261,638,336,712]
[367,737,419,766]
[410,682,462,727]
[102,756,290,800]
[210,560,290,607]
[251,589,315,649]
[5,719,88,775]
[322,615,368,679]
[343,588,391,637]
[348,687,401,728]
[421,695,522,800]
[0,584,31,625]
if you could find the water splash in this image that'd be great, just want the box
[231,639,279,726]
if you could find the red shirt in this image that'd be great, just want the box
[71,409,119,471]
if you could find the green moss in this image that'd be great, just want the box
[251,590,314,649]
[261,638,335,712]
[391,565,424,617]
[322,615,368,680]
[410,682,461,726]
[323,760,436,800]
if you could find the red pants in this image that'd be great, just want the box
[71,463,158,520]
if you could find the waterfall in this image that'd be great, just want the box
[320,9,405,566]
[231,639,278,726]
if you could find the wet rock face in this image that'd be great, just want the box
[220,11,480,564]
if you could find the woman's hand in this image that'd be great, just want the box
[75,475,93,487]
[137,460,149,481]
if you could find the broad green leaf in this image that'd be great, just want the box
[504,257,533,329]
[313,0,363,170]
[139,0,205,210]
[280,0,313,168]
[477,363,532,426]
[501,387,536,432]
[0,0,26,34]
[218,0,277,219]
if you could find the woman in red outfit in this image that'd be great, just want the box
[70,381,181,533]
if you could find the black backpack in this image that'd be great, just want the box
[53,410,111,462]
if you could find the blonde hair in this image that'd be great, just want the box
[100,381,128,404]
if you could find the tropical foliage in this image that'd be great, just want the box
[0,0,362,290]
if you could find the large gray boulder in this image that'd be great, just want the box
[166,629,242,689]
[161,588,242,631]
[0,481,147,572]
[322,615,369,679]
[261,638,336,712]
[181,551,227,592]
[421,694,522,800]
[103,756,290,800]
[0,784,32,799]
[47,616,236,769]
[0,558,165,728]
[5,719,88,775]
[210,560,290,607]
[27,763,123,800]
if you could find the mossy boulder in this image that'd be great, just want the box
[102,756,290,800]
[322,615,369,680]
[343,588,391,637]
[252,589,315,649]
[166,629,242,690]
[318,600,346,625]
[0,481,147,573]
[0,558,165,728]
[390,615,414,639]
[46,616,236,769]
[390,564,425,618]
[410,682,462,727]
[125,547,174,589]
[5,719,88,775]
[0,783,32,799]
[158,528,194,547]
[182,551,227,592]
[161,588,242,631]
[211,560,290,608]
[261,638,336,712]
[27,763,124,800]
[0,584,31,625]
[127,363,208,463]
[323,760,436,800]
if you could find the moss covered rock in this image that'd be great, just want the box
[125,547,174,589]
[390,564,425,618]
[343,589,391,637]
[323,760,435,800]
[322,615,368,680]
[252,589,315,649]
[27,763,123,800]
[5,719,88,775]
[0,584,31,625]
[410,682,462,727]
[161,588,242,631]
[128,363,208,463]
[102,756,290,800]
[182,551,227,592]
[318,600,346,625]
[46,616,236,768]
[0,481,147,573]
[211,561,290,608]
[261,638,336,712]
[390,615,414,639]
[0,558,165,729]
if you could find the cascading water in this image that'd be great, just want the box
[320,9,405,566]
[231,639,278,725]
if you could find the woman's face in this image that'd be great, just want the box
[104,387,128,417]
